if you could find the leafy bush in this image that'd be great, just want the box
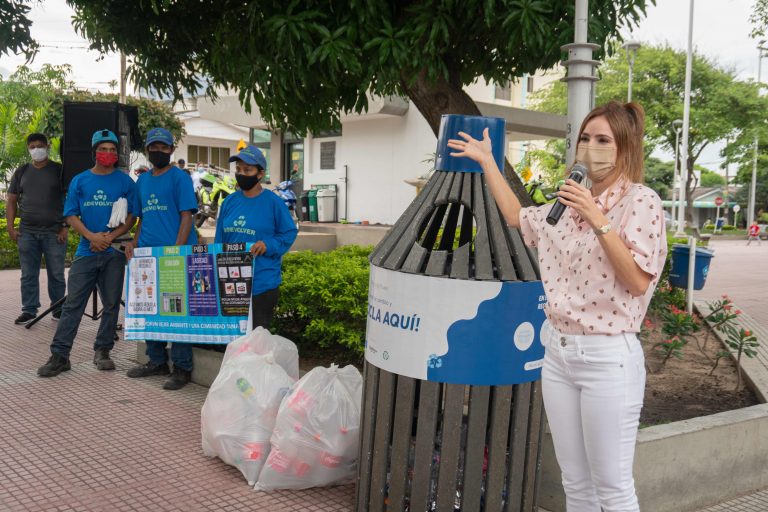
[721,224,736,231]
[273,245,371,357]
[0,218,79,269]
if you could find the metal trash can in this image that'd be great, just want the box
[299,191,311,222]
[317,187,337,223]
[308,189,319,222]
[356,115,546,512]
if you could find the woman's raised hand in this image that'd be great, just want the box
[447,128,493,165]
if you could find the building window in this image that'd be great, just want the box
[188,145,230,170]
[527,76,535,93]
[495,81,511,101]
[320,141,336,170]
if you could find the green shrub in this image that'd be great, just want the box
[273,245,371,357]
[0,218,79,269]
[721,224,736,231]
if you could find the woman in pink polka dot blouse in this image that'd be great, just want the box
[449,101,666,512]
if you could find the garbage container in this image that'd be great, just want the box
[316,187,337,222]
[669,243,715,290]
[308,189,318,223]
[356,114,545,512]
[715,217,725,230]
[299,191,310,222]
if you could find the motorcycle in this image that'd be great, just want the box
[525,179,557,206]
[273,180,300,229]
[195,169,236,227]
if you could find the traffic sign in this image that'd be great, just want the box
[733,204,741,213]
[715,196,724,206]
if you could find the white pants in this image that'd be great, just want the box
[541,324,646,512]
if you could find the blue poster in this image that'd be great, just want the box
[125,243,253,344]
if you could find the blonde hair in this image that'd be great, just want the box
[577,101,645,183]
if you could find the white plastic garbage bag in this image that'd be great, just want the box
[254,364,363,491]
[222,326,299,380]
[201,353,295,485]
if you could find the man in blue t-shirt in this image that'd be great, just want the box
[38,129,137,377]
[215,145,298,329]
[125,127,199,390]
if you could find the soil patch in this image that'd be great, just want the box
[640,311,760,426]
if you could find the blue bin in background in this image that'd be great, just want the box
[435,114,506,173]
[669,244,715,290]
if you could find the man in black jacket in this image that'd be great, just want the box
[6,133,69,324]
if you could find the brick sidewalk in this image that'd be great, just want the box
[0,269,353,512]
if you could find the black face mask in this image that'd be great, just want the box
[147,151,171,168]
[236,173,261,191]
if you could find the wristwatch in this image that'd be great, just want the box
[594,223,612,236]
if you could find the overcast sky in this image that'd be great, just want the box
[0,0,760,169]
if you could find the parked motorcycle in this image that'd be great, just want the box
[195,170,236,227]
[525,179,557,206]
[273,179,300,229]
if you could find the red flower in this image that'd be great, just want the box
[724,304,732,311]
[735,310,742,315]
[744,330,752,337]
[644,319,654,329]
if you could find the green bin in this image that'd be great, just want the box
[308,189,319,222]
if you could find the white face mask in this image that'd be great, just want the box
[29,147,49,162]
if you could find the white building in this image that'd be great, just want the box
[176,73,566,225]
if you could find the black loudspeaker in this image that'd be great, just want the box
[62,101,142,187]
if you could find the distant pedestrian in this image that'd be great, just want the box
[747,223,761,246]
[6,133,68,325]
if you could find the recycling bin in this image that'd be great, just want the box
[669,243,715,290]
[308,189,319,223]
[356,115,546,512]
[316,187,337,223]
[299,191,311,222]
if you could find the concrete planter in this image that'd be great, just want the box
[136,341,224,387]
[539,404,768,512]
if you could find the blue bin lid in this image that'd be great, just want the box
[435,114,506,173]
[671,243,715,257]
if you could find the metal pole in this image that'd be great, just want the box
[627,59,633,102]
[671,126,681,230]
[749,48,763,228]
[686,236,696,314]
[675,0,695,238]
[562,0,600,167]
[623,41,640,102]
[119,52,127,104]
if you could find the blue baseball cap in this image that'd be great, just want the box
[91,129,119,149]
[229,145,267,169]
[145,127,174,147]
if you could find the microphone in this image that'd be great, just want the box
[545,164,587,226]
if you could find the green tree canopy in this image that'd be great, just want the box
[532,44,768,221]
[54,0,653,202]
[699,169,725,188]
[643,157,674,199]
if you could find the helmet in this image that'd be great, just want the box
[91,129,119,149]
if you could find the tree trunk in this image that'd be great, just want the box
[400,70,533,207]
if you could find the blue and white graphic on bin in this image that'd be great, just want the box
[365,265,546,386]
[434,114,506,174]
[124,243,254,344]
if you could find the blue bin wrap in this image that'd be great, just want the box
[435,115,506,173]
[669,244,715,290]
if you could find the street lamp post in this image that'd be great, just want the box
[623,40,641,102]
[749,43,768,229]
[670,119,683,230]
[675,0,695,239]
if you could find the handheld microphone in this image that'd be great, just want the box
[545,164,587,226]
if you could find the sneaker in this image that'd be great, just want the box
[14,312,36,325]
[126,362,170,378]
[93,349,116,371]
[52,310,62,321]
[163,367,192,390]
[37,353,71,377]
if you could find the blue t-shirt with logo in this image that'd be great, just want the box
[214,189,298,295]
[64,169,138,257]
[136,166,198,248]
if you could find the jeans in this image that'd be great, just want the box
[18,230,67,315]
[251,287,280,330]
[541,324,646,512]
[51,251,126,358]
[145,341,193,371]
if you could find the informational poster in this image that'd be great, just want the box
[125,243,253,344]
[365,265,547,386]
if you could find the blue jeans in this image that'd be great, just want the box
[51,251,126,358]
[146,341,193,371]
[18,230,67,315]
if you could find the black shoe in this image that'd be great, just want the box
[126,362,170,378]
[93,349,116,371]
[52,310,62,321]
[15,312,36,325]
[163,367,192,390]
[37,353,71,377]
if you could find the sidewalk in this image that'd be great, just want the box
[0,269,353,512]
